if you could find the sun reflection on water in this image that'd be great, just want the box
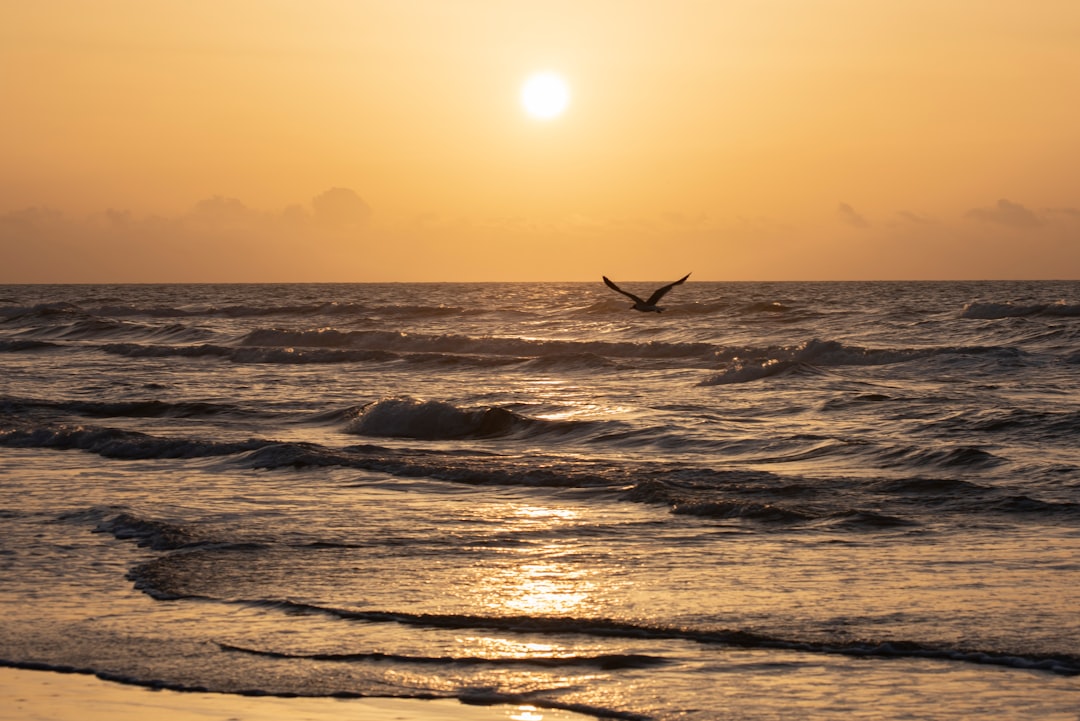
[441,501,635,715]
[510,706,545,721]
[501,559,593,615]
[460,636,558,659]
[469,504,601,618]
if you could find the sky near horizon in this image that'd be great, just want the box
[2,1,1079,282]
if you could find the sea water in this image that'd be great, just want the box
[1,281,1078,720]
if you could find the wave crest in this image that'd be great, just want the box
[95,512,202,551]
[241,327,716,361]
[962,300,1080,319]
[345,397,576,440]
[698,338,1026,386]
[217,642,667,670]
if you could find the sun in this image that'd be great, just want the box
[520,72,570,120]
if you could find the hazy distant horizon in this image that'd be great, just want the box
[3,278,1078,287]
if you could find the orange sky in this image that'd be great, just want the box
[2,1,1079,282]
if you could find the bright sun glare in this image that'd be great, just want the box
[520,72,570,120]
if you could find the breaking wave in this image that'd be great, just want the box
[345,397,587,440]
[0,397,259,419]
[218,642,667,670]
[111,562,1080,678]
[0,420,265,459]
[0,339,57,352]
[5,416,1075,525]
[94,512,205,551]
[102,342,400,365]
[962,300,1080,319]
[241,328,717,361]
[699,338,1025,386]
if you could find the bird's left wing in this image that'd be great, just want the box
[603,276,645,304]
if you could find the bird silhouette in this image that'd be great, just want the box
[602,273,690,312]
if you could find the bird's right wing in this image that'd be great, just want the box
[603,276,645,304]
[645,273,691,306]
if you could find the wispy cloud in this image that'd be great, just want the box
[837,202,869,228]
[311,187,372,228]
[965,199,1042,228]
[896,210,935,225]
[0,188,377,282]
[1046,206,1080,220]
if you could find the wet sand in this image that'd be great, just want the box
[0,666,574,721]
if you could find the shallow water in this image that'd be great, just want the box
[2,281,1078,719]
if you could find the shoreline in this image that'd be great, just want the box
[0,666,584,721]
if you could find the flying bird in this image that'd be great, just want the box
[603,273,691,312]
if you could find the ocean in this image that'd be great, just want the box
[1,280,1078,720]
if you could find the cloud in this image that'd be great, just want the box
[311,187,372,228]
[0,187,379,282]
[0,206,64,231]
[1046,207,1080,220]
[186,195,259,230]
[965,198,1042,228]
[105,208,133,228]
[837,202,869,228]
[896,210,936,225]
